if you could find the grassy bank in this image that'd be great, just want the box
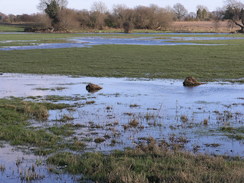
[47,139,244,183]
[1,43,244,80]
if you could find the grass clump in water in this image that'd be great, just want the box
[48,124,75,136]
[220,126,244,140]
[0,98,82,154]
[0,98,59,147]
[94,137,106,143]
[180,115,188,123]
[0,98,48,121]
[128,119,139,127]
[47,139,244,183]
[41,102,71,110]
[44,95,80,102]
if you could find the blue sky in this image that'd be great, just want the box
[0,0,229,15]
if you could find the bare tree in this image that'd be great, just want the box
[173,3,188,20]
[91,1,107,14]
[224,0,244,32]
[7,14,16,23]
[77,10,92,29]
[132,5,173,30]
[58,9,80,30]
[184,12,196,21]
[133,6,151,29]
[91,1,108,29]
[112,5,134,32]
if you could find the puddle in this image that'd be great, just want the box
[0,144,79,183]
[1,33,242,50]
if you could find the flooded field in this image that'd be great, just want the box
[0,73,243,182]
[0,28,243,182]
[1,73,243,152]
[1,33,244,50]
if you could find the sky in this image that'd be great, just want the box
[0,0,235,15]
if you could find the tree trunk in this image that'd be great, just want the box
[232,19,244,33]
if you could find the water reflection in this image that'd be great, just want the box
[1,33,243,50]
[0,73,243,157]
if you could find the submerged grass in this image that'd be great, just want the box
[220,127,244,140]
[48,124,75,136]
[1,43,244,80]
[47,140,244,183]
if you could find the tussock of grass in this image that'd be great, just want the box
[220,127,244,140]
[48,124,75,136]
[0,98,59,147]
[128,119,139,127]
[94,138,106,143]
[47,139,244,183]
[0,98,83,154]
[45,95,77,102]
[41,102,71,110]
[0,98,48,121]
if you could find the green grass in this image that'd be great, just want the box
[1,44,244,80]
[0,97,85,155]
[0,98,58,147]
[220,127,244,140]
[48,124,76,136]
[0,25,25,32]
[47,140,244,183]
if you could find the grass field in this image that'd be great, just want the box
[0,32,244,182]
[1,42,244,80]
[0,24,25,32]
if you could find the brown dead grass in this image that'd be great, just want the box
[169,21,240,33]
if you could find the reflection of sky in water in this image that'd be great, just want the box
[171,36,244,41]
[0,73,243,157]
[0,144,80,183]
[1,33,243,50]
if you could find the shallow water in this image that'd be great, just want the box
[0,73,243,154]
[0,73,243,182]
[0,145,79,183]
[1,33,243,50]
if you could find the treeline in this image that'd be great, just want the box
[0,0,243,33]
[0,4,175,32]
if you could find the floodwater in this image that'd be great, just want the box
[0,145,79,183]
[1,33,243,50]
[0,73,243,182]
